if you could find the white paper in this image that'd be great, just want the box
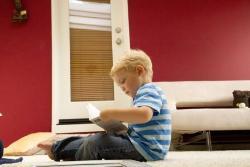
[86,103,101,120]
[33,159,150,167]
[85,103,128,134]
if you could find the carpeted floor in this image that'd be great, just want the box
[2,150,250,167]
[147,150,250,167]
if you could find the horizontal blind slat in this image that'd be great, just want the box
[70,28,114,101]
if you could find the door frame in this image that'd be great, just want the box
[51,0,130,133]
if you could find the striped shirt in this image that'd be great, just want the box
[128,83,171,161]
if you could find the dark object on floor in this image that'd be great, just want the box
[0,140,3,158]
[0,157,23,165]
[0,140,23,165]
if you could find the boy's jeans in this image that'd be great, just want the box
[51,133,146,161]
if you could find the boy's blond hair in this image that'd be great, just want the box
[110,49,153,82]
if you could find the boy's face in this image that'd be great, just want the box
[113,69,143,98]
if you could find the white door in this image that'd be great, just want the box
[51,0,130,133]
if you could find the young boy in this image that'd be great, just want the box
[38,49,171,161]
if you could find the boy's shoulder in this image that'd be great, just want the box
[139,82,155,89]
[138,82,162,92]
[136,83,165,97]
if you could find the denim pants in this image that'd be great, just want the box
[51,133,146,161]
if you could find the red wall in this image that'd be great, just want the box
[0,0,51,146]
[1,0,250,146]
[128,0,250,81]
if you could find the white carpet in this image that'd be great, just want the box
[147,150,250,167]
[2,150,250,167]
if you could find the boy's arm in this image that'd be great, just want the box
[100,106,153,124]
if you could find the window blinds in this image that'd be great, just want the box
[69,0,114,101]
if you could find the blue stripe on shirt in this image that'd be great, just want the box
[128,83,171,161]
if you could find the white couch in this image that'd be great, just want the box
[155,80,250,149]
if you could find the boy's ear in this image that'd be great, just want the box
[136,65,145,75]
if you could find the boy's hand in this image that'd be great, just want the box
[100,109,112,121]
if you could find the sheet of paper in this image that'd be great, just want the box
[86,103,101,120]
[33,160,151,167]
[85,103,128,134]
[34,160,124,167]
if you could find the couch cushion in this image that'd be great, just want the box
[155,81,250,109]
[172,108,250,131]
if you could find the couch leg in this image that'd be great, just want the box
[205,131,212,151]
[175,132,206,148]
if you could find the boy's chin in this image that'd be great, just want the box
[125,92,132,97]
[130,93,136,98]
[127,94,133,97]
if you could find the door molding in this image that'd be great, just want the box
[51,0,130,133]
